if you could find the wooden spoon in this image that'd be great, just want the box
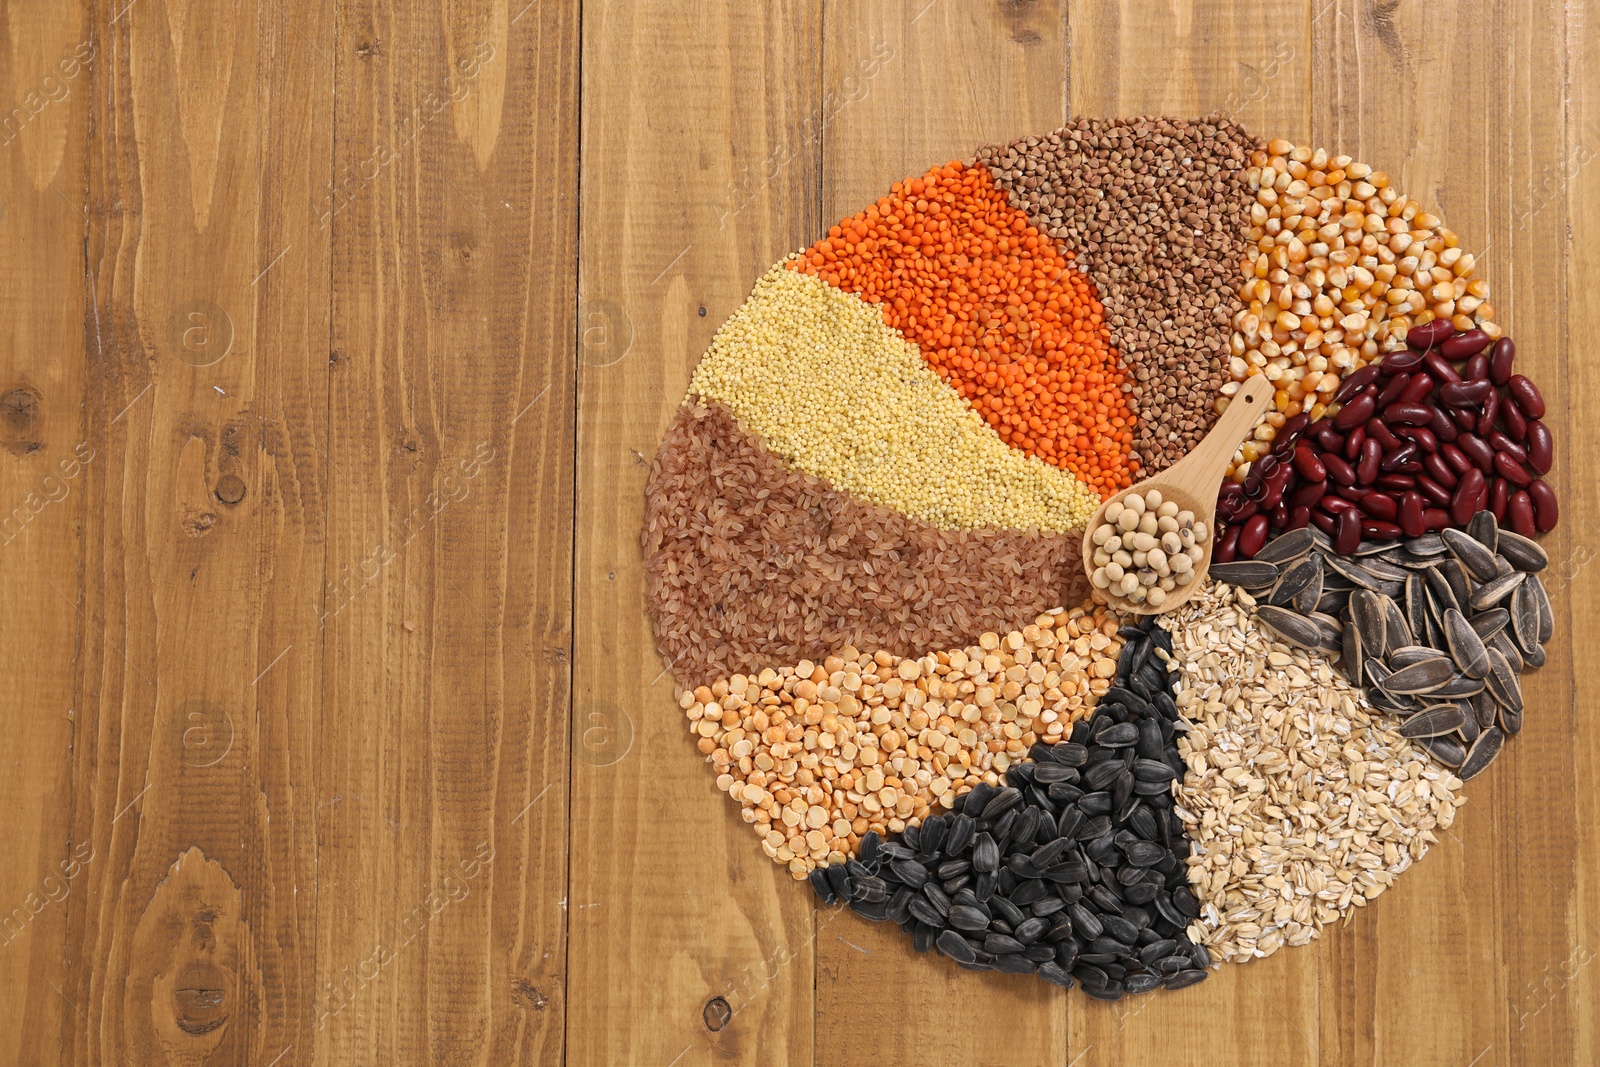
[1081,376,1276,616]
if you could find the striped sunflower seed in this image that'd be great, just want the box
[1444,609,1489,679]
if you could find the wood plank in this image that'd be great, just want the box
[1562,3,1600,1065]
[810,3,1070,1065]
[62,0,332,1062]
[1066,3,1319,1063]
[320,1,577,1063]
[1312,2,1576,1063]
[567,2,821,1064]
[0,0,89,1061]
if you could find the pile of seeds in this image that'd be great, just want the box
[791,161,1137,492]
[681,605,1126,877]
[811,619,1210,997]
[1167,581,1467,962]
[1216,321,1556,556]
[1212,515,1550,779]
[979,116,1260,476]
[1088,487,1209,609]
[643,402,1092,686]
[687,264,1102,532]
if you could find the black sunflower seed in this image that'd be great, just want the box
[1459,726,1505,780]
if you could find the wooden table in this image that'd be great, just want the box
[1,1,1594,1064]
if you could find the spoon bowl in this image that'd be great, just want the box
[1081,375,1276,616]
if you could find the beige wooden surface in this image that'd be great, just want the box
[0,1,1592,1064]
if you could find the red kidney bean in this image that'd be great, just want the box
[1357,438,1382,484]
[1365,419,1403,450]
[1424,452,1459,488]
[1494,450,1533,487]
[1282,412,1311,439]
[1215,522,1241,563]
[1458,433,1496,472]
[1313,424,1345,451]
[1422,507,1451,532]
[1335,483,1371,503]
[1293,443,1325,482]
[1508,374,1545,419]
[1238,514,1271,558]
[1321,495,1356,514]
[1291,479,1328,509]
[1235,499,1260,521]
[1426,407,1459,442]
[1261,466,1293,509]
[1499,398,1528,441]
[1463,352,1489,382]
[1423,351,1461,384]
[1394,424,1437,452]
[1489,337,1515,385]
[1406,317,1454,350]
[1333,392,1376,430]
[1486,430,1527,464]
[1322,453,1356,486]
[1398,490,1426,538]
[1417,475,1452,506]
[1312,509,1338,536]
[1362,520,1403,541]
[1287,505,1312,531]
[1452,405,1479,432]
[1270,502,1290,528]
[1477,389,1499,435]
[1400,373,1436,405]
[1333,364,1383,401]
[1527,421,1553,474]
[1438,380,1491,407]
[1508,491,1536,538]
[1361,493,1399,521]
[1441,443,1473,475]
[1489,476,1509,521]
[1440,328,1491,360]
[1382,349,1425,374]
[1344,425,1367,462]
[1380,443,1418,471]
[1334,508,1362,553]
[1528,479,1558,532]
[1450,467,1485,525]
[1376,473,1417,491]
[1393,460,1424,475]
[1376,372,1412,409]
[1384,401,1433,425]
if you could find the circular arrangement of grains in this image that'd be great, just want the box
[642,116,1560,1000]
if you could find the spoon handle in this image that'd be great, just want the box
[1163,375,1278,492]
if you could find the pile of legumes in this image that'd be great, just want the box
[682,605,1126,878]
[644,116,1557,1000]
[978,116,1260,476]
[1214,320,1555,558]
[811,619,1208,997]
[1087,488,1210,609]
[1222,139,1500,479]
[791,162,1137,495]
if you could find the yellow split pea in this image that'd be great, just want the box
[682,604,1127,878]
[687,262,1101,533]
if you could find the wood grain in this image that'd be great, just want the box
[0,1,1595,1063]
[0,0,87,1060]
[63,0,331,1061]
[566,3,821,1065]
[811,3,1071,1064]
[321,0,576,1063]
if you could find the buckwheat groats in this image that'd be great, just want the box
[644,116,1555,999]
[979,115,1260,476]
